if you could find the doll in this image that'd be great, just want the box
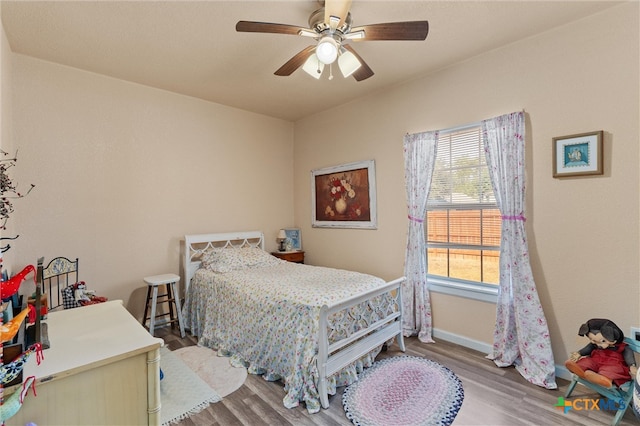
[565,318,637,388]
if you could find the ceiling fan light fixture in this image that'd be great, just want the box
[338,49,361,78]
[316,36,339,65]
[302,54,324,79]
[237,3,429,83]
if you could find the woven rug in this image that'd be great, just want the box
[173,345,247,397]
[342,355,464,426]
[160,347,222,426]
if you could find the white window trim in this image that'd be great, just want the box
[426,121,499,304]
[427,275,498,303]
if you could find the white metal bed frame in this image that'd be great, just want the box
[182,230,405,409]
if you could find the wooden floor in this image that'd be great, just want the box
[155,326,639,426]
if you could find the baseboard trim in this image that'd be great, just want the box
[432,328,493,354]
[432,328,572,382]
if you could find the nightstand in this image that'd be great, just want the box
[271,251,305,264]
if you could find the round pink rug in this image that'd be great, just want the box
[342,355,464,426]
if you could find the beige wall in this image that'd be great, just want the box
[0,7,16,268]
[293,2,639,367]
[2,2,638,374]
[8,54,294,320]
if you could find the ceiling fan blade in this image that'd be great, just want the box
[236,21,308,36]
[325,0,352,28]
[342,45,374,81]
[350,21,429,41]
[274,46,316,76]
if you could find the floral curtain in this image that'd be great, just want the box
[482,111,557,389]
[402,131,438,342]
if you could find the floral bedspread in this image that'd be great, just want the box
[182,261,396,413]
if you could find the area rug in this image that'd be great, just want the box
[342,355,464,426]
[173,345,248,397]
[160,347,222,426]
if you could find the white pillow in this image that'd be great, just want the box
[201,247,281,273]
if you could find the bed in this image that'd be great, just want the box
[180,231,405,413]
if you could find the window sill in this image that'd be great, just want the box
[427,277,498,303]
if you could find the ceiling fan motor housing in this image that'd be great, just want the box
[309,7,352,40]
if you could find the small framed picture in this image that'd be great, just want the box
[283,228,302,251]
[552,131,603,178]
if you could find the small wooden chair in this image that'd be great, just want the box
[42,257,79,310]
[634,368,640,419]
[565,337,640,426]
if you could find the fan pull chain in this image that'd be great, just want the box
[329,63,334,80]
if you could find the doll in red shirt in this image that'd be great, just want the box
[565,318,637,388]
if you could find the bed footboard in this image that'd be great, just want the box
[317,276,405,409]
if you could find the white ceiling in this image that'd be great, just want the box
[1,1,623,121]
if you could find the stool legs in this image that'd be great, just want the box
[149,285,159,336]
[170,282,186,338]
[165,284,175,326]
[142,281,185,338]
[142,286,152,328]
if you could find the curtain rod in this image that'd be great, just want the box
[406,121,480,137]
[438,121,482,135]
[406,110,525,137]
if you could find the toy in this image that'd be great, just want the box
[0,343,43,385]
[0,264,35,299]
[565,318,638,388]
[0,375,36,422]
[0,307,31,344]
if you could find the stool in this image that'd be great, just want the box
[142,273,185,338]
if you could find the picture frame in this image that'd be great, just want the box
[552,130,603,178]
[283,228,302,251]
[311,160,377,229]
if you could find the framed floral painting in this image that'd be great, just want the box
[311,160,377,229]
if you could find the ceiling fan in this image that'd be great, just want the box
[235,0,429,81]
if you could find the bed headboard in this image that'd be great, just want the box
[182,230,265,294]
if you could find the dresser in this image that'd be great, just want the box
[6,300,163,425]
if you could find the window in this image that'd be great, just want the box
[426,125,500,302]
